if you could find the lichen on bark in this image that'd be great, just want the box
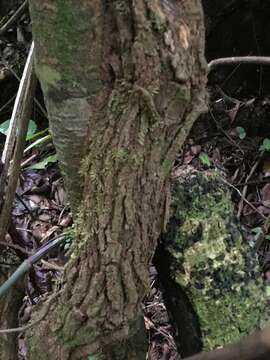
[165,167,270,351]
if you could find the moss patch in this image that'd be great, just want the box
[165,167,269,351]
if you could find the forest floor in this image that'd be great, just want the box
[0,1,270,359]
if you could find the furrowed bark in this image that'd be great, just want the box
[27,1,207,358]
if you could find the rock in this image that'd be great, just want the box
[164,167,269,351]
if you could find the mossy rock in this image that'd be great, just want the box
[165,166,269,351]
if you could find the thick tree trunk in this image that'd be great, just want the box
[27,1,207,359]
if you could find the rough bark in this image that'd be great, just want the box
[27,1,207,359]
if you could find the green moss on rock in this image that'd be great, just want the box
[165,167,269,351]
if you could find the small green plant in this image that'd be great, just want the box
[199,152,211,167]
[251,227,262,241]
[236,126,246,140]
[0,119,37,140]
[251,227,270,241]
[26,128,49,142]
[260,138,270,152]
[62,237,72,252]
[24,133,52,153]
[29,154,57,170]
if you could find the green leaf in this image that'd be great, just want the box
[199,152,211,167]
[236,126,246,140]
[251,227,262,241]
[0,119,10,135]
[265,235,270,241]
[24,134,52,153]
[26,128,49,142]
[0,119,37,140]
[26,120,37,140]
[29,154,57,170]
[260,138,270,152]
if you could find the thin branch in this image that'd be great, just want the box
[5,64,47,119]
[237,158,261,218]
[209,108,243,154]
[222,178,266,219]
[41,260,64,272]
[0,1,28,36]
[0,94,16,115]
[208,56,270,72]
[0,42,36,241]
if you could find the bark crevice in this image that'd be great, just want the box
[27,1,207,358]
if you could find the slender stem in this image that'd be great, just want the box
[0,232,71,298]
[0,260,30,297]
[0,42,36,241]
[0,1,28,36]
[208,56,270,72]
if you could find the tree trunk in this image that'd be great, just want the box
[27,1,207,359]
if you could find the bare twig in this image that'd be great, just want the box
[0,94,16,114]
[237,159,261,218]
[20,152,38,168]
[14,192,34,218]
[208,56,270,72]
[0,42,36,241]
[216,86,240,105]
[222,178,266,219]
[41,260,64,272]
[5,65,47,119]
[0,1,28,36]
[209,109,244,154]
